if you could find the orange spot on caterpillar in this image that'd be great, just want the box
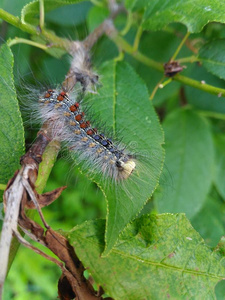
[80,122,87,129]
[57,95,64,101]
[57,91,67,101]
[75,102,79,108]
[75,114,82,121]
[44,89,53,98]
[86,129,94,135]
[70,105,77,112]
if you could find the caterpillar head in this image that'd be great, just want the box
[116,158,136,180]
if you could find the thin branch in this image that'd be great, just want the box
[7,37,49,50]
[0,124,56,299]
[177,55,199,64]
[170,31,190,61]
[133,24,143,52]
[107,28,225,97]
[150,76,165,100]
[13,229,65,270]
[22,179,49,229]
[39,0,45,30]
[0,8,71,50]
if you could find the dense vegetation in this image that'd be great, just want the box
[0,0,225,299]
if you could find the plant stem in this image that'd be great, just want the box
[150,76,164,100]
[0,8,71,50]
[175,73,225,96]
[39,0,45,30]
[111,34,163,71]
[170,31,190,61]
[177,55,199,63]
[110,33,225,97]
[199,110,225,120]
[7,37,48,50]
[133,24,143,52]
[120,11,132,36]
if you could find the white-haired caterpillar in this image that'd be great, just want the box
[38,88,136,181]
[21,59,164,254]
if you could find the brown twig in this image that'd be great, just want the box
[0,122,57,298]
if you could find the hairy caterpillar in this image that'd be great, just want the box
[17,47,164,253]
[38,88,136,181]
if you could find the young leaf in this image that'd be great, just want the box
[142,0,225,33]
[75,60,164,254]
[155,109,214,218]
[0,44,24,189]
[199,39,225,80]
[68,214,225,299]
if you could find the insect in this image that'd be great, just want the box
[38,88,136,181]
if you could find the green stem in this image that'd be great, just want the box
[133,25,143,52]
[0,8,71,50]
[177,55,199,64]
[175,73,225,97]
[199,110,225,120]
[120,11,133,36]
[150,76,165,100]
[161,78,173,88]
[170,31,190,61]
[111,34,163,71]
[39,0,45,30]
[7,37,48,50]
[110,34,225,97]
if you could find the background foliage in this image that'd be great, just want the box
[0,0,225,299]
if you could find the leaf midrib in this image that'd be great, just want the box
[73,234,224,280]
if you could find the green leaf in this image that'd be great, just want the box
[21,0,85,24]
[87,5,109,32]
[191,192,225,247]
[68,214,225,299]
[142,0,225,33]
[0,44,24,188]
[76,60,164,254]
[1,0,31,16]
[46,1,92,26]
[124,0,149,12]
[155,109,214,218]
[213,134,225,200]
[199,39,225,80]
